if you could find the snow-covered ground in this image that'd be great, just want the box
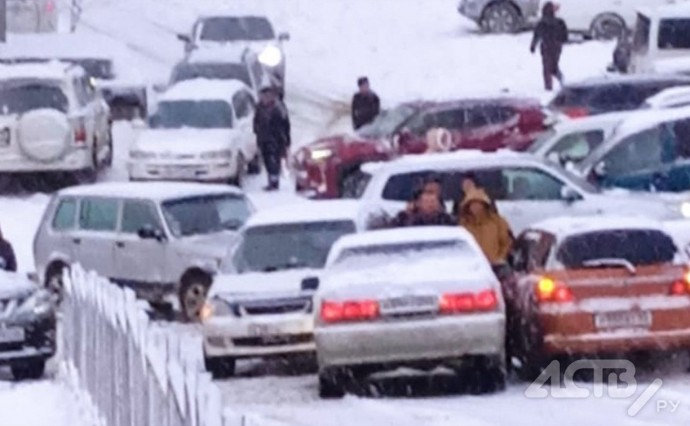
[0,0,686,424]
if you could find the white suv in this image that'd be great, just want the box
[128,79,259,186]
[0,62,112,191]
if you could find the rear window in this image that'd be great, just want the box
[331,240,471,270]
[658,19,690,50]
[199,17,275,42]
[0,83,68,114]
[557,229,677,268]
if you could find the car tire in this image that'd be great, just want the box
[11,360,46,381]
[229,153,245,188]
[590,13,625,40]
[480,2,522,34]
[178,272,211,322]
[205,356,236,379]
[340,168,367,199]
[318,369,346,399]
[74,148,98,185]
[247,153,262,175]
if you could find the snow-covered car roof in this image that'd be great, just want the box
[565,73,690,89]
[244,200,365,228]
[643,85,690,109]
[186,45,253,63]
[0,61,82,82]
[0,270,36,298]
[529,215,670,241]
[638,2,690,19]
[58,182,243,201]
[329,226,476,255]
[160,78,250,102]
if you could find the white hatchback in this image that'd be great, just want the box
[128,78,258,186]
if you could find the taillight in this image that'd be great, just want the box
[45,0,55,12]
[320,299,379,323]
[439,289,498,314]
[562,107,589,119]
[536,277,574,303]
[74,120,87,144]
[669,271,690,296]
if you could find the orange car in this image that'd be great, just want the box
[505,216,690,380]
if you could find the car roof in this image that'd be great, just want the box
[57,182,243,201]
[245,200,364,228]
[0,61,82,81]
[644,85,690,107]
[530,215,669,241]
[161,78,249,102]
[401,95,540,111]
[563,73,690,89]
[186,45,252,63]
[638,2,690,19]
[331,226,474,252]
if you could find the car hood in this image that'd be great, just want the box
[299,133,391,157]
[0,271,37,300]
[588,191,683,220]
[177,231,239,260]
[209,268,320,299]
[134,129,235,154]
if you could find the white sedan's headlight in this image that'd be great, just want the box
[130,150,156,160]
[200,149,233,160]
[200,297,234,321]
[259,45,283,67]
[310,148,333,161]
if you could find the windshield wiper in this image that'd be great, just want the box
[582,258,636,275]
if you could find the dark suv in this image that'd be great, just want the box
[292,97,546,199]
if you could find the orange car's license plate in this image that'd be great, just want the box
[594,310,652,330]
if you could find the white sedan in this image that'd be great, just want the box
[314,227,506,398]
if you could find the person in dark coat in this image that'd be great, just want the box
[254,86,291,191]
[351,77,381,130]
[391,190,454,227]
[530,2,568,91]
[0,225,17,272]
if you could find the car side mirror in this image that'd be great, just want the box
[301,276,319,291]
[546,151,561,164]
[278,32,290,42]
[561,186,581,203]
[594,161,607,177]
[177,33,191,43]
[138,225,165,242]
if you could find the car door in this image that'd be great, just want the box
[44,197,80,266]
[232,90,258,161]
[114,199,167,285]
[72,197,119,279]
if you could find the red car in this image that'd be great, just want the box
[292,97,547,198]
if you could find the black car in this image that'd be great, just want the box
[548,74,690,118]
[0,271,56,380]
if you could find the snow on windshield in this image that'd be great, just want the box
[161,194,251,237]
[199,17,275,42]
[152,100,233,129]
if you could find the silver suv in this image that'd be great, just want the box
[33,182,254,320]
[458,0,540,33]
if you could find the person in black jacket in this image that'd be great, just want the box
[0,225,17,272]
[254,86,291,191]
[530,2,568,91]
[351,77,380,130]
[391,190,454,227]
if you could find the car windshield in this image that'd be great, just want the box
[161,194,252,237]
[527,128,557,153]
[153,100,233,129]
[557,229,677,268]
[331,240,471,270]
[68,59,114,80]
[357,105,417,138]
[0,82,68,114]
[170,63,251,86]
[199,17,275,42]
[234,221,356,273]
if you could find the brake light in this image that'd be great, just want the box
[440,289,498,314]
[536,277,574,303]
[74,120,87,144]
[669,271,690,296]
[45,0,55,12]
[562,107,589,119]
[320,299,379,323]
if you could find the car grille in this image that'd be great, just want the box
[232,333,313,347]
[241,296,312,316]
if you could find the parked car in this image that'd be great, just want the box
[642,86,690,109]
[292,97,547,199]
[0,34,149,120]
[129,79,259,186]
[177,15,289,88]
[0,62,112,192]
[577,105,690,194]
[357,150,685,234]
[506,216,690,380]
[547,74,690,119]
[33,182,255,321]
[201,200,388,378]
[0,270,56,380]
[315,226,506,398]
[7,0,57,33]
[457,0,540,33]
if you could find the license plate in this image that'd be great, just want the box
[594,310,652,330]
[380,295,437,313]
[248,323,276,337]
[0,327,24,344]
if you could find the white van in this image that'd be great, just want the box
[629,3,690,74]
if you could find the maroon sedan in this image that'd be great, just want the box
[292,97,547,199]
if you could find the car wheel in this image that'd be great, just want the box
[318,369,346,399]
[74,149,98,184]
[247,153,262,175]
[11,360,46,381]
[340,168,367,199]
[205,356,236,379]
[480,2,522,34]
[228,153,245,187]
[590,13,625,40]
[179,273,211,322]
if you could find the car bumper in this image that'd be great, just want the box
[292,160,341,199]
[203,312,315,358]
[0,316,56,365]
[128,160,235,182]
[0,149,91,172]
[316,313,505,368]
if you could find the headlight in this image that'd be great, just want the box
[681,202,690,218]
[130,150,156,159]
[259,45,283,67]
[17,290,54,317]
[310,148,333,161]
[200,297,234,321]
[200,149,233,160]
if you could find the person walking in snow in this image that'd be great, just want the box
[530,2,568,91]
[0,225,17,272]
[254,86,291,191]
[351,77,381,130]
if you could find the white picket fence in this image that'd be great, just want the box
[61,265,282,426]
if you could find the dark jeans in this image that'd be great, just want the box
[541,49,563,91]
[492,263,512,282]
[260,142,283,186]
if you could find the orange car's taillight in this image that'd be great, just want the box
[669,271,690,296]
[536,277,574,303]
